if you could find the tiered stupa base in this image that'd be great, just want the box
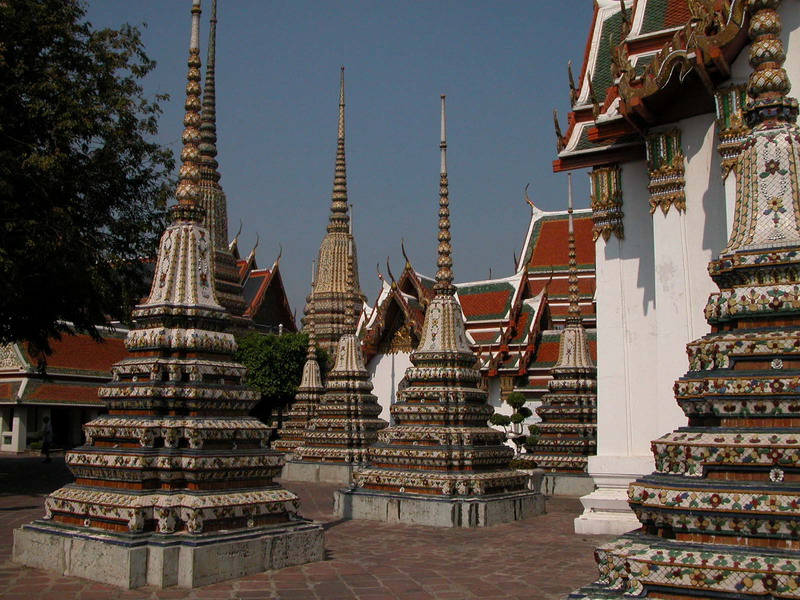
[537,472,595,497]
[14,516,322,589]
[334,470,544,527]
[282,459,364,484]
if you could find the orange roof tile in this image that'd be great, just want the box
[529,217,595,269]
[24,335,128,375]
[26,382,104,406]
[459,290,512,320]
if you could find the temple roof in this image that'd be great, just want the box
[0,327,129,408]
[456,274,522,323]
[17,331,128,378]
[554,0,749,172]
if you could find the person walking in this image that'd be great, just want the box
[41,416,53,463]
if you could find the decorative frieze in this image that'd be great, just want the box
[645,129,685,214]
[589,165,624,241]
[714,85,750,177]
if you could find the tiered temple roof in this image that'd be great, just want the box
[232,245,296,333]
[571,1,800,596]
[360,203,597,406]
[346,97,535,511]
[13,2,322,586]
[0,330,127,411]
[303,68,365,356]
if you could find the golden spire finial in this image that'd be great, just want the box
[435,94,455,295]
[328,67,350,234]
[745,0,798,126]
[566,172,582,325]
[174,0,203,211]
[307,260,317,361]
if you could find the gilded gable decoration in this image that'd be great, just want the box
[590,165,624,241]
[714,84,750,177]
[645,129,686,214]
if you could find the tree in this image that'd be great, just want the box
[0,0,174,354]
[234,332,331,424]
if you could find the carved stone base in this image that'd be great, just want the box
[281,459,361,485]
[333,488,545,528]
[541,473,596,497]
[13,519,324,589]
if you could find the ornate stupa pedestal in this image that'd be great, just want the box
[334,97,544,527]
[569,1,800,597]
[519,174,597,498]
[12,2,323,588]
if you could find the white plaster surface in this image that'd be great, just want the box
[367,351,412,424]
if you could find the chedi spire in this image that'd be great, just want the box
[272,263,325,455]
[304,67,365,354]
[522,173,597,476]
[335,95,544,527]
[197,0,249,324]
[12,1,323,587]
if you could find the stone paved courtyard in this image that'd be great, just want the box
[0,454,611,599]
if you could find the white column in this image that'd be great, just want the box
[10,406,28,453]
[0,407,10,450]
[576,162,656,535]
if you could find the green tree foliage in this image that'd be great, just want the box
[0,0,174,354]
[234,332,331,422]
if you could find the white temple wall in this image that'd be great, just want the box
[652,113,729,438]
[367,352,412,425]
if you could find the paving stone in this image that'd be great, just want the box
[0,454,612,600]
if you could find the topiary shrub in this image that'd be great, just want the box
[490,413,512,428]
[505,391,527,411]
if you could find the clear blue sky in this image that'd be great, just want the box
[85,1,594,319]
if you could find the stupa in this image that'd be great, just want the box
[285,240,387,482]
[197,0,249,328]
[519,173,597,494]
[334,96,544,527]
[272,273,325,454]
[570,1,800,596]
[12,1,323,588]
[302,67,365,356]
